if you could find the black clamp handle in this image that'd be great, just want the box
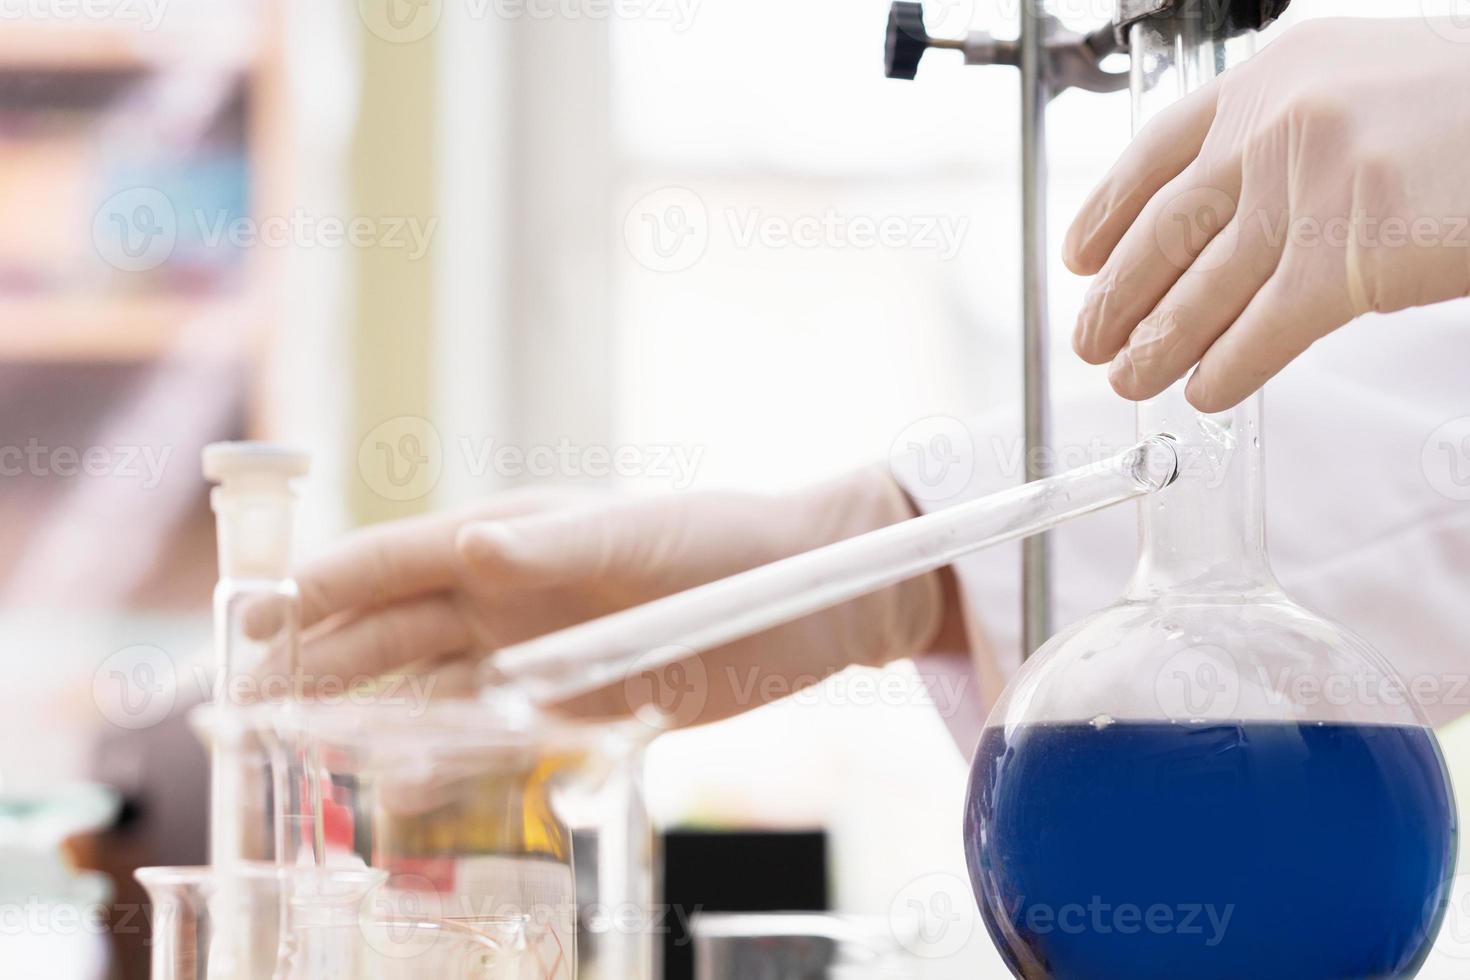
[885,1,931,80]
[885,1,1123,95]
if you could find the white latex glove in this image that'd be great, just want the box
[1066,17,1470,412]
[250,466,947,726]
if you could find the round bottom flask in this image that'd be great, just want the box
[965,8,1458,977]
[966,600,1457,980]
[964,388,1457,980]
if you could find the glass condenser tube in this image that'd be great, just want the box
[490,436,1179,706]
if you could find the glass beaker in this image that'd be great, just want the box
[136,864,290,980]
[137,862,530,979]
[963,6,1458,980]
[249,694,660,980]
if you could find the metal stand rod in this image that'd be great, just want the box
[884,0,1133,657]
[1020,0,1053,657]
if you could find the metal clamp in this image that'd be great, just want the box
[882,0,1291,658]
[885,1,1128,96]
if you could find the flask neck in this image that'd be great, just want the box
[1123,4,1275,600]
[1128,387,1276,598]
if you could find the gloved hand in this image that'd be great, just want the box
[1065,17,1470,412]
[252,466,948,726]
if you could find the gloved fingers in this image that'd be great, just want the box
[1184,263,1348,413]
[296,515,464,631]
[246,495,552,639]
[293,593,475,688]
[1073,161,1243,365]
[1107,205,1286,402]
[457,507,631,589]
[1064,79,1222,276]
[241,513,457,640]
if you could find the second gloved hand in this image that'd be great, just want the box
[255,467,947,726]
[1066,17,1470,412]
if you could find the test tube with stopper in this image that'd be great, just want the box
[202,443,310,869]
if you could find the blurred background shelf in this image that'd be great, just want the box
[0,296,253,360]
[0,25,259,73]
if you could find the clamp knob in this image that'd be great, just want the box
[885,1,930,80]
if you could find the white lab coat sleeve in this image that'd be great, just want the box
[897,299,1470,758]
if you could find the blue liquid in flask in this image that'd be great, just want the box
[966,720,1458,980]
